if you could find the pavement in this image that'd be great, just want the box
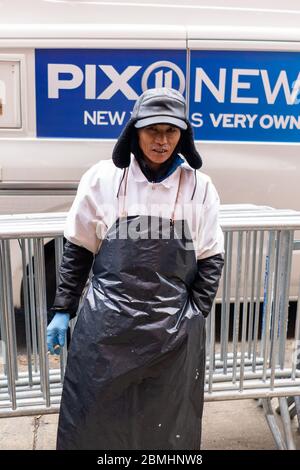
[1,399,299,450]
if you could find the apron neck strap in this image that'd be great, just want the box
[170,168,183,224]
[118,168,129,218]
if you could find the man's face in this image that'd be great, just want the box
[137,124,181,169]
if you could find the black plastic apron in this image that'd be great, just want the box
[57,169,206,450]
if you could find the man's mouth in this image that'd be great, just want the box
[152,149,168,154]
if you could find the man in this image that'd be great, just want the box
[47,87,224,450]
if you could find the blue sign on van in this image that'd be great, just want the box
[189,50,300,142]
[35,49,187,138]
[36,49,300,142]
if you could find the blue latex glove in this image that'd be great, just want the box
[47,312,70,355]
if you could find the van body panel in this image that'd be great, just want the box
[1,0,300,32]
[1,0,300,301]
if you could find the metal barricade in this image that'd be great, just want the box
[0,214,66,416]
[0,207,300,449]
[205,205,300,449]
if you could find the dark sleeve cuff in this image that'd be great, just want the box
[191,253,224,317]
[51,240,94,318]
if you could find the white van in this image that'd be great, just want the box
[1,0,300,307]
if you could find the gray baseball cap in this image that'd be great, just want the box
[112,86,202,170]
[132,87,188,130]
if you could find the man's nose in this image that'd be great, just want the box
[155,132,168,144]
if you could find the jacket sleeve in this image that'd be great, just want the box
[63,165,102,255]
[196,178,224,260]
[51,240,94,318]
[191,253,224,318]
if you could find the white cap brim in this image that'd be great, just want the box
[134,116,187,130]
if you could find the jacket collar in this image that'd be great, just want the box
[130,156,181,189]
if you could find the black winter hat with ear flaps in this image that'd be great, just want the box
[112,87,202,170]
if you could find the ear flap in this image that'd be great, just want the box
[179,121,202,169]
[112,119,135,168]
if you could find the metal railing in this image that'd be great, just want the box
[0,206,300,449]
